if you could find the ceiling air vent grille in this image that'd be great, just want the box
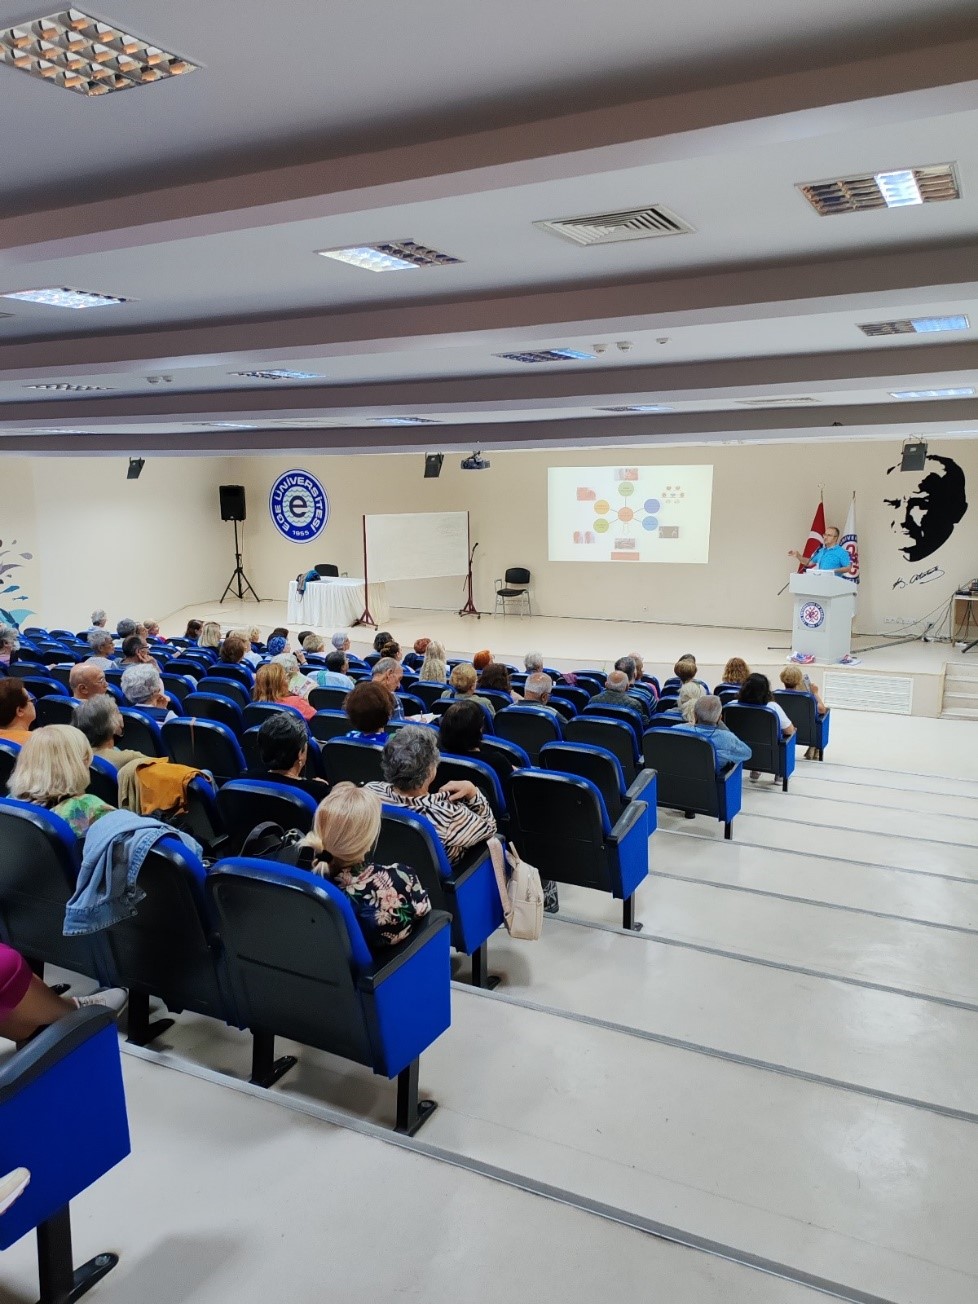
[798,164,959,216]
[535,205,695,247]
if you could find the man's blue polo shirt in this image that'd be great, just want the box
[809,545,851,570]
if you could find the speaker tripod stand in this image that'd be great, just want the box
[220,518,260,603]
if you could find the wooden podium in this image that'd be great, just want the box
[789,572,858,662]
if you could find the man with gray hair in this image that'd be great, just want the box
[121,664,174,721]
[670,695,752,770]
[595,666,650,723]
[522,671,562,722]
[523,650,544,673]
[87,608,108,633]
[69,663,109,701]
[115,617,137,641]
[86,629,116,671]
[372,656,404,721]
[331,630,351,653]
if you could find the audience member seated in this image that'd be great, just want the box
[440,662,495,715]
[183,618,203,644]
[472,649,492,673]
[296,630,313,649]
[0,624,18,677]
[524,650,544,674]
[248,712,329,796]
[670,695,753,768]
[270,652,315,699]
[219,631,250,668]
[301,783,431,953]
[0,678,35,742]
[522,672,562,720]
[312,650,355,690]
[87,607,108,634]
[73,695,147,769]
[779,665,828,760]
[0,940,126,1039]
[8,725,114,837]
[738,672,797,781]
[413,637,430,656]
[331,630,352,654]
[301,633,326,654]
[679,681,705,723]
[86,629,116,669]
[253,663,315,720]
[367,724,496,864]
[628,651,657,690]
[590,669,647,720]
[377,639,402,663]
[477,661,521,703]
[439,699,516,783]
[675,656,698,686]
[242,627,265,666]
[144,620,162,641]
[345,681,397,743]
[121,665,176,722]
[717,657,751,691]
[419,640,447,682]
[612,660,652,720]
[199,620,222,652]
[372,630,393,654]
[372,657,405,720]
[120,634,158,668]
[115,617,137,640]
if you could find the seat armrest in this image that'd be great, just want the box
[443,842,491,890]
[625,767,656,801]
[358,910,452,990]
[0,1007,114,1103]
[718,761,738,778]
[607,799,647,844]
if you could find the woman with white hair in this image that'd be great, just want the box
[270,651,316,699]
[8,725,113,838]
[302,783,431,952]
[0,623,19,673]
[367,725,496,864]
[679,680,706,723]
[121,665,175,721]
[419,639,447,682]
[198,621,222,652]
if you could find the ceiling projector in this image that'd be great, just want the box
[460,452,490,470]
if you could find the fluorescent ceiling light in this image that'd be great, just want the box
[193,421,260,429]
[317,241,462,272]
[798,163,959,216]
[370,417,438,426]
[599,404,675,413]
[496,349,597,364]
[889,387,975,400]
[858,315,970,337]
[2,286,129,309]
[24,381,114,391]
[230,370,322,381]
[0,9,198,96]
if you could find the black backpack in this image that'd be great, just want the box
[238,821,315,869]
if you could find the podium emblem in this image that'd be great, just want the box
[800,601,825,629]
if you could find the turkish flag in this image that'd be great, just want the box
[799,500,825,572]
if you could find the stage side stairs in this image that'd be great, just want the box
[940,661,978,719]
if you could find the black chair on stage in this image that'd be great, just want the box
[493,567,532,616]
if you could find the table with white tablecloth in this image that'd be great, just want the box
[286,578,390,627]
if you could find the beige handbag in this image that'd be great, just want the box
[488,837,544,941]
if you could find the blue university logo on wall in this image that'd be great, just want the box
[800,602,825,629]
[269,469,329,543]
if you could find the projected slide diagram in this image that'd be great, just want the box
[548,464,714,564]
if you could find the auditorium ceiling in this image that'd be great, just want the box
[0,0,976,455]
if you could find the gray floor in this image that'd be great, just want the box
[3,717,977,1303]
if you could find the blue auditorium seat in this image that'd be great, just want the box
[564,715,640,784]
[436,754,508,825]
[162,718,247,783]
[774,689,831,761]
[183,692,245,737]
[118,706,165,757]
[508,770,649,930]
[208,858,452,1133]
[196,677,251,710]
[642,729,743,839]
[308,685,350,712]
[241,701,306,732]
[204,663,255,690]
[539,741,657,838]
[723,703,797,791]
[217,778,319,852]
[322,737,385,786]
[493,703,562,762]
[309,709,354,743]
[33,695,81,728]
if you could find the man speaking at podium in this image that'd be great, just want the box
[788,526,853,576]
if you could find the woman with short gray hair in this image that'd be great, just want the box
[72,695,147,769]
[524,650,544,673]
[0,624,19,669]
[121,665,174,721]
[367,724,496,864]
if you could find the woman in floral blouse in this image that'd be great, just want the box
[304,783,430,952]
[7,725,114,838]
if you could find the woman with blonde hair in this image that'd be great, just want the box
[8,725,113,838]
[198,620,222,651]
[304,783,431,952]
[419,639,447,682]
[779,665,828,760]
[439,662,495,715]
[679,680,706,723]
[252,663,315,720]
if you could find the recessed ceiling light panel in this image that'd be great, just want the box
[798,163,959,216]
[230,370,322,381]
[858,314,970,336]
[370,416,439,426]
[0,10,198,96]
[495,349,596,364]
[24,381,114,391]
[2,286,129,309]
[890,387,975,400]
[598,404,675,413]
[317,241,462,272]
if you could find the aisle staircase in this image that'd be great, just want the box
[940,660,978,719]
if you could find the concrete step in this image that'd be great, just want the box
[945,676,978,691]
[940,706,978,720]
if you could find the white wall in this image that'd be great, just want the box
[230,438,978,635]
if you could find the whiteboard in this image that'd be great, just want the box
[364,511,469,583]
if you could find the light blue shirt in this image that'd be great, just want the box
[809,544,851,571]
[313,669,355,690]
[670,722,752,770]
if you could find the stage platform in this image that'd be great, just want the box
[163,600,973,719]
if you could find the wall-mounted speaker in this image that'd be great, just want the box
[900,440,928,473]
[424,453,444,479]
[219,484,246,521]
